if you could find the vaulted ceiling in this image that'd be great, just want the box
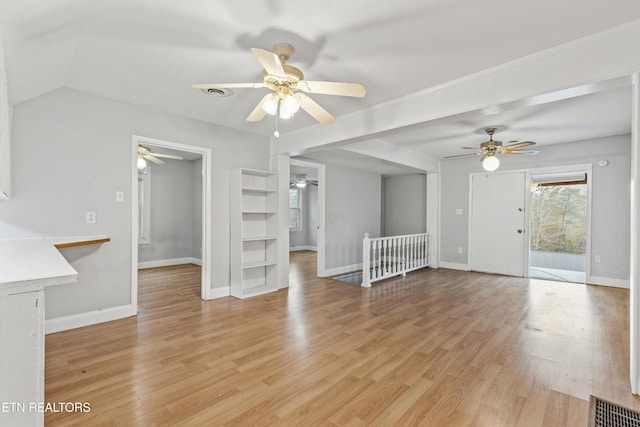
[2,1,639,174]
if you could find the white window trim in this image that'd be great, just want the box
[289,187,302,231]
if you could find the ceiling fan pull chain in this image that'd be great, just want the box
[273,98,281,139]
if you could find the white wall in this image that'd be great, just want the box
[324,163,381,273]
[0,88,268,320]
[192,157,203,260]
[383,174,426,236]
[138,158,201,263]
[440,134,631,281]
[289,184,318,249]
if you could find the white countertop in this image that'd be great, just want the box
[0,236,106,295]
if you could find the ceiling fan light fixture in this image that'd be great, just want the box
[281,94,300,116]
[137,157,147,170]
[482,155,500,172]
[261,93,279,116]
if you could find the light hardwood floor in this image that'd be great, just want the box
[45,251,640,426]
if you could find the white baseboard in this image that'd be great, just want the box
[289,246,317,252]
[322,263,362,278]
[439,262,471,271]
[45,304,135,334]
[208,286,230,299]
[588,276,630,289]
[138,257,202,269]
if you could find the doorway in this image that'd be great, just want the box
[528,171,589,283]
[131,135,213,312]
[289,158,325,277]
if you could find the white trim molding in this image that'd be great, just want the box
[439,262,471,271]
[589,276,630,289]
[209,286,231,299]
[45,304,135,334]
[138,257,202,269]
[322,263,362,278]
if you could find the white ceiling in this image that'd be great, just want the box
[1,1,639,174]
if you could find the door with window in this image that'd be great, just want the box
[469,172,527,277]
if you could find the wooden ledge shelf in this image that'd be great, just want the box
[54,237,110,249]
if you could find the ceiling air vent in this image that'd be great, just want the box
[201,88,233,97]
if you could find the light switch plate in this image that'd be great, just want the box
[116,191,124,202]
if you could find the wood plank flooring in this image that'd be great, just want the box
[44,251,640,426]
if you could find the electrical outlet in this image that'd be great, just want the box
[457,247,463,254]
[85,211,96,224]
[595,255,601,263]
[455,208,463,216]
[116,191,124,202]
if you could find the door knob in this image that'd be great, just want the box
[517,229,523,234]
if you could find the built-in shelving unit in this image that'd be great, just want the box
[230,168,279,299]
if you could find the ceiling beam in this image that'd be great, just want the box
[337,139,438,172]
[273,19,640,156]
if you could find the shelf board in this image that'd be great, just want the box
[242,210,277,214]
[54,237,110,249]
[242,260,277,269]
[242,187,277,193]
[241,169,275,177]
[242,236,277,242]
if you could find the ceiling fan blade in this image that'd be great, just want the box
[502,149,541,155]
[149,153,183,160]
[191,83,266,89]
[502,141,536,150]
[251,48,286,79]
[298,81,366,98]
[444,152,483,159]
[246,94,272,122]
[144,154,164,165]
[296,93,335,124]
[461,147,485,150]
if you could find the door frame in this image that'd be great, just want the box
[467,163,592,280]
[131,135,213,312]
[288,158,326,277]
[525,163,593,283]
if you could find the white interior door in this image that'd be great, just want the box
[469,172,526,277]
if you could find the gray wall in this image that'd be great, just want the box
[0,88,267,319]
[289,184,318,249]
[440,134,631,280]
[383,174,426,236]
[138,158,202,263]
[325,163,381,270]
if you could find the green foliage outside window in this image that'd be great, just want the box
[530,185,587,254]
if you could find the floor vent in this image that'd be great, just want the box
[590,396,640,427]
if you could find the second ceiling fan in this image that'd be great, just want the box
[192,43,366,126]
[446,127,540,171]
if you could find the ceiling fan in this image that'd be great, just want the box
[137,145,183,170]
[192,43,366,127]
[290,174,318,188]
[445,127,540,171]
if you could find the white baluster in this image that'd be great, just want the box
[391,237,398,274]
[382,238,387,275]
[362,233,371,288]
[412,235,416,269]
